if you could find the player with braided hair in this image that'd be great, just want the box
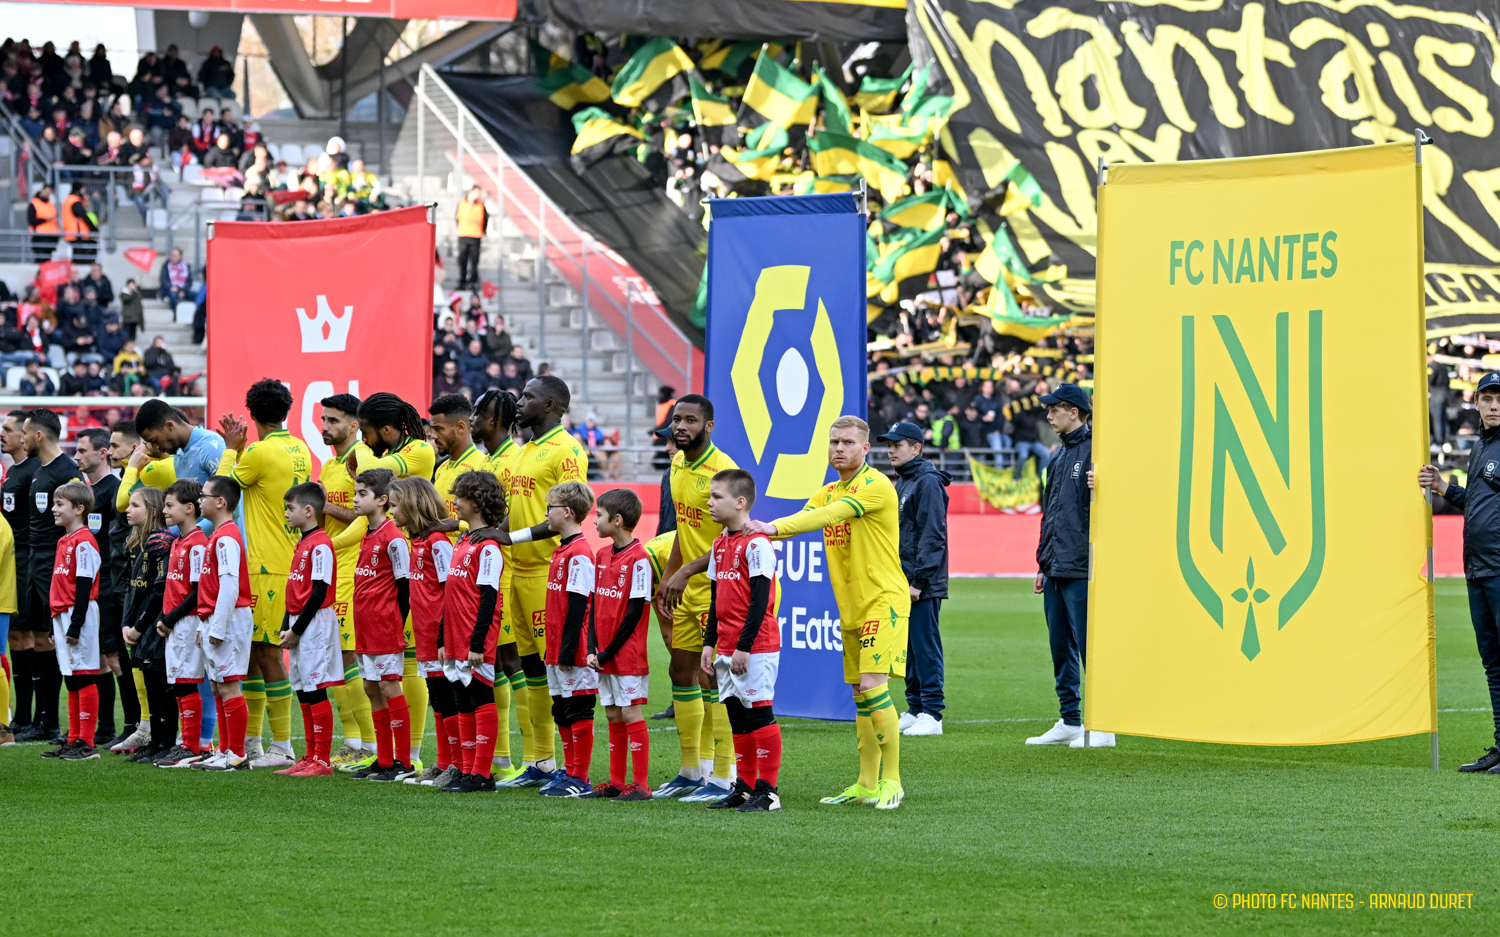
[349,392,435,482]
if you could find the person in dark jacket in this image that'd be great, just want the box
[1025,383,1110,748]
[648,426,678,721]
[1424,370,1500,771]
[879,422,951,735]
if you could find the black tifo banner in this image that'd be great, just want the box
[911,0,1500,337]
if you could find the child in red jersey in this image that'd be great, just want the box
[440,471,509,793]
[194,475,254,771]
[700,470,783,812]
[152,480,211,768]
[582,488,653,800]
[41,480,103,761]
[277,482,342,777]
[350,469,415,782]
[540,481,598,798]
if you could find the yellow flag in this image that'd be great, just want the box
[1088,143,1433,746]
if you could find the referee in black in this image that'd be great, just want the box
[1422,370,1500,772]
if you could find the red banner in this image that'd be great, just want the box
[207,206,435,474]
[16,0,515,20]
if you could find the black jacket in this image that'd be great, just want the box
[1441,423,1500,579]
[126,530,174,664]
[894,456,951,599]
[656,468,677,536]
[1037,423,1092,579]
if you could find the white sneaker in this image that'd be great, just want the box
[190,750,229,769]
[903,713,943,736]
[1070,731,1116,748]
[244,737,265,761]
[111,723,151,753]
[898,711,917,732]
[1025,719,1084,745]
[251,748,297,769]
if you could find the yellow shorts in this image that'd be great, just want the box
[495,568,518,649]
[841,609,908,684]
[334,575,355,652]
[671,585,710,652]
[507,573,546,657]
[250,571,288,645]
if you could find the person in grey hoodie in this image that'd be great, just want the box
[878,421,951,736]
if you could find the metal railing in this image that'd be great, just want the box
[0,98,51,199]
[410,64,696,446]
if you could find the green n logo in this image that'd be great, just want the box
[1176,310,1326,660]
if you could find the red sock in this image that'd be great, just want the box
[215,696,226,749]
[67,689,80,743]
[179,692,202,753]
[1,653,10,680]
[372,706,393,768]
[434,714,453,769]
[445,714,461,769]
[223,695,247,757]
[570,719,594,784]
[626,719,650,786]
[473,702,498,778]
[387,696,411,766]
[299,703,313,758]
[457,711,476,773]
[310,700,333,762]
[752,723,782,787]
[607,722,627,788]
[78,683,98,742]
[732,732,758,787]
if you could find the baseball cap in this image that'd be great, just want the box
[875,421,924,444]
[1479,372,1500,393]
[652,426,672,440]
[1039,382,1092,413]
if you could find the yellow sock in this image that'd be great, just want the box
[402,660,427,763]
[528,678,556,762]
[671,685,703,771]
[265,679,293,744]
[335,664,362,743]
[867,687,901,785]
[493,677,512,760]
[243,675,266,739]
[133,669,149,721]
[0,654,10,724]
[510,671,532,762]
[854,689,882,790]
[699,687,717,769]
[711,701,733,779]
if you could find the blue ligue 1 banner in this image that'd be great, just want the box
[704,193,868,721]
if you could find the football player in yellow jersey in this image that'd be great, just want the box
[110,432,177,514]
[315,393,379,768]
[655,395,738,799]
[749,415,911,810]
[347,392,436,482]
[429,394,487,532]
[216,379,315,769]
[496,375,588,787]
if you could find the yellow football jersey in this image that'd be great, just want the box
[217,429,313,575]
[0,513,15,614]
[670,443,738,565]
[321,439,373,575]
[644,530,676,586]
[505,424,588,575]
[480,436,520,490]
[434,443,486,519]
[116,456,177,512]
[357,435,435,481]
[771,463,910,623]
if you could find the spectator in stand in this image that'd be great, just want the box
[142,84,180,146]
[99,99,128,140]
[457,337,490,392]
[143,334,177,387]
[486,314,514,362]
[202,132,238,173]
[480,360,503,394]
[19,359,55,396]
[88,44,117,92]
[198,46,235,101]
[19,104,45,140]
[909,401,932,436]
[113,337,142,373]
[97,130,124,167]
[96,313,126,362]
[161,44,197,100]
[78,286,105,331]
[72,99,99,149]
[160,247,191,307]
[957,403,988,450]
[118,127,149,166]
[455,185,487,291]
[433,359,466,399]
[60,359,89,395]
[57,309,97,362]
[84,360,107,394]
[497,359,525,394]
[1006,381,1053,480]
[129,51,165,103]
[119,279,143,339]
[191,109,216,157]
[131,153,161,223]
[110,359,144,396]
[22,313,58,367]
[34,124,63,167]
[972,379,1005,450]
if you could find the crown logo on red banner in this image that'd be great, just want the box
[296,296,353,353]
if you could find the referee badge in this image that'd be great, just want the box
[35,492,47,513]
[3,493,11,512]
[88,513,102,533]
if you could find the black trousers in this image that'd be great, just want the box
[456,236,482,288]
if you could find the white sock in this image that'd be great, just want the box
[523,759,535,768]
[493,755,512,769]
[536,758,557,773]
[271,740,293,755]
[699,757,713,777]
[681,765,702,782]
[247,734,261,747]
[363,740,378,753]
[344,736,361,750]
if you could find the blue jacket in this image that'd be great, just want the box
[894,455,951,599]
[1037,422,1092,579]
[1440,422,1500,579]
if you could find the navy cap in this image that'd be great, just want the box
[653,425,672,440]
[876,421,925,444]
[1039,382,1092,412]
[1480,372,1500,393]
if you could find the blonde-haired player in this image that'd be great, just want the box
[747,416,910,810]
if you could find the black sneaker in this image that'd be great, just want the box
[707,778,754,810]
[736,780,782,812]
[1462,747,1500,772]
[94,726,117,747]
[581,782,622,799]
[125,745,159,764]
[14,724,49,743]
[61,744,101,761]
[153,744,201,768]
[470,773,497,792]
[349,760,390,780]
[41,739,79,758]
[368,761,415,782]
[650,703,675,720]
[440,772,475,793]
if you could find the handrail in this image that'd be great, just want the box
[0,98,51,196]
[415,65,695,391]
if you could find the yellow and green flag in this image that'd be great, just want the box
[808,130,908,202]
[868,225,945,303]
[880,189,964,232]
[701,41,781,79]
[570,107,645,168]
[851,64,911,114]
[537,61,611,110]
[866,112,934,160]
[689,75,736,127]
[815,67,851,134]
[611,37,694,109]
[740,53,820,131]
[969,456,1041,513]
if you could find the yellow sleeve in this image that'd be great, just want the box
[0,516,15,614]
[771,496,862,539]
[116,466,139,512]
[331,514,368,552]
[218,446,259,488]
[364,441,434,480]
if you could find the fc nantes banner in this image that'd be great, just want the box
[910,0,1500,336]
[705,193,868,721]
[1087,143,1434,745]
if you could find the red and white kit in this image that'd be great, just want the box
[408,528,453,679]
[163,527,208,684]
[198,520,254,683]
[286,528,341,692]
[708,530,781,707]
[443,532,504,686]
[591,539,652,707]
[544,534,598,698]
[354,517,411,681]
[50,526,101,676]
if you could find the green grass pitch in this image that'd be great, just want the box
[4,577,1499,935]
